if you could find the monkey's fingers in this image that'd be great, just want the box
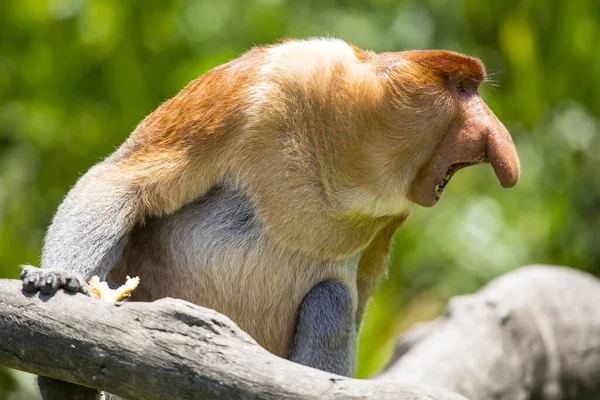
[21,265,42,293]
[20,265,90,296]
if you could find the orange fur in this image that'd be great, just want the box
[402,50,486,84]
[102,38,518,357]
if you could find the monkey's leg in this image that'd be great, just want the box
[288,280,357,377]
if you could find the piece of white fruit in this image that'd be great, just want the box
[88,275,140,303]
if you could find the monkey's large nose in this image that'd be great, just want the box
[407,96,520,208]
[486,121,520,188]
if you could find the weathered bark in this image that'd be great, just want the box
[2,265,599,400]
[379,265,600,400]
[0,279,465,400]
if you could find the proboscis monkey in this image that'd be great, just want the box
[21,38,519,399]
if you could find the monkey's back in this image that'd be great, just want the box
[110,185,359,357]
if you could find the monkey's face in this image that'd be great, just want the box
[408,91,519,207]
[378,51,520,209]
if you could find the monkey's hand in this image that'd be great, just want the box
[20,265,91,296]
[88,275,139,303]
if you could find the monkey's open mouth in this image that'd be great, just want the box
[434,162,480,200]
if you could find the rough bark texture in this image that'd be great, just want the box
[378,265,600,400]
[1,265,599,400]
[0,279,465,400]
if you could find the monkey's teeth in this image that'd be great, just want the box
[434,167,454,200]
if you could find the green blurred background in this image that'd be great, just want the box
[1,0,599,397]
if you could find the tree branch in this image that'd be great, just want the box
[0,279,465,400]
[379,265,600,400]
[2,265,598,400]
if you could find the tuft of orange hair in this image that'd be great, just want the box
[403,50,486,83]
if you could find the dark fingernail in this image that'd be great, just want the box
[64,278,80,293]
[22,276,38,293]
[39,276,60,295]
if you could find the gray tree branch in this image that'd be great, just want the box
[0,279,465,400]
[1,265,598,400]
[378,265,600,400]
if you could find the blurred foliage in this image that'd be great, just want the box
[1,0,599,396]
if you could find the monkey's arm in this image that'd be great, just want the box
[20,161,140,295]
[44,163,138,278]
[23,71,233,294]
[288,281,357,377]
[23,129,225,295]
[19,160,147,399]
[22,146,222,400]
[356,215,408,326]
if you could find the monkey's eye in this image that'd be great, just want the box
[456,81,466,94]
